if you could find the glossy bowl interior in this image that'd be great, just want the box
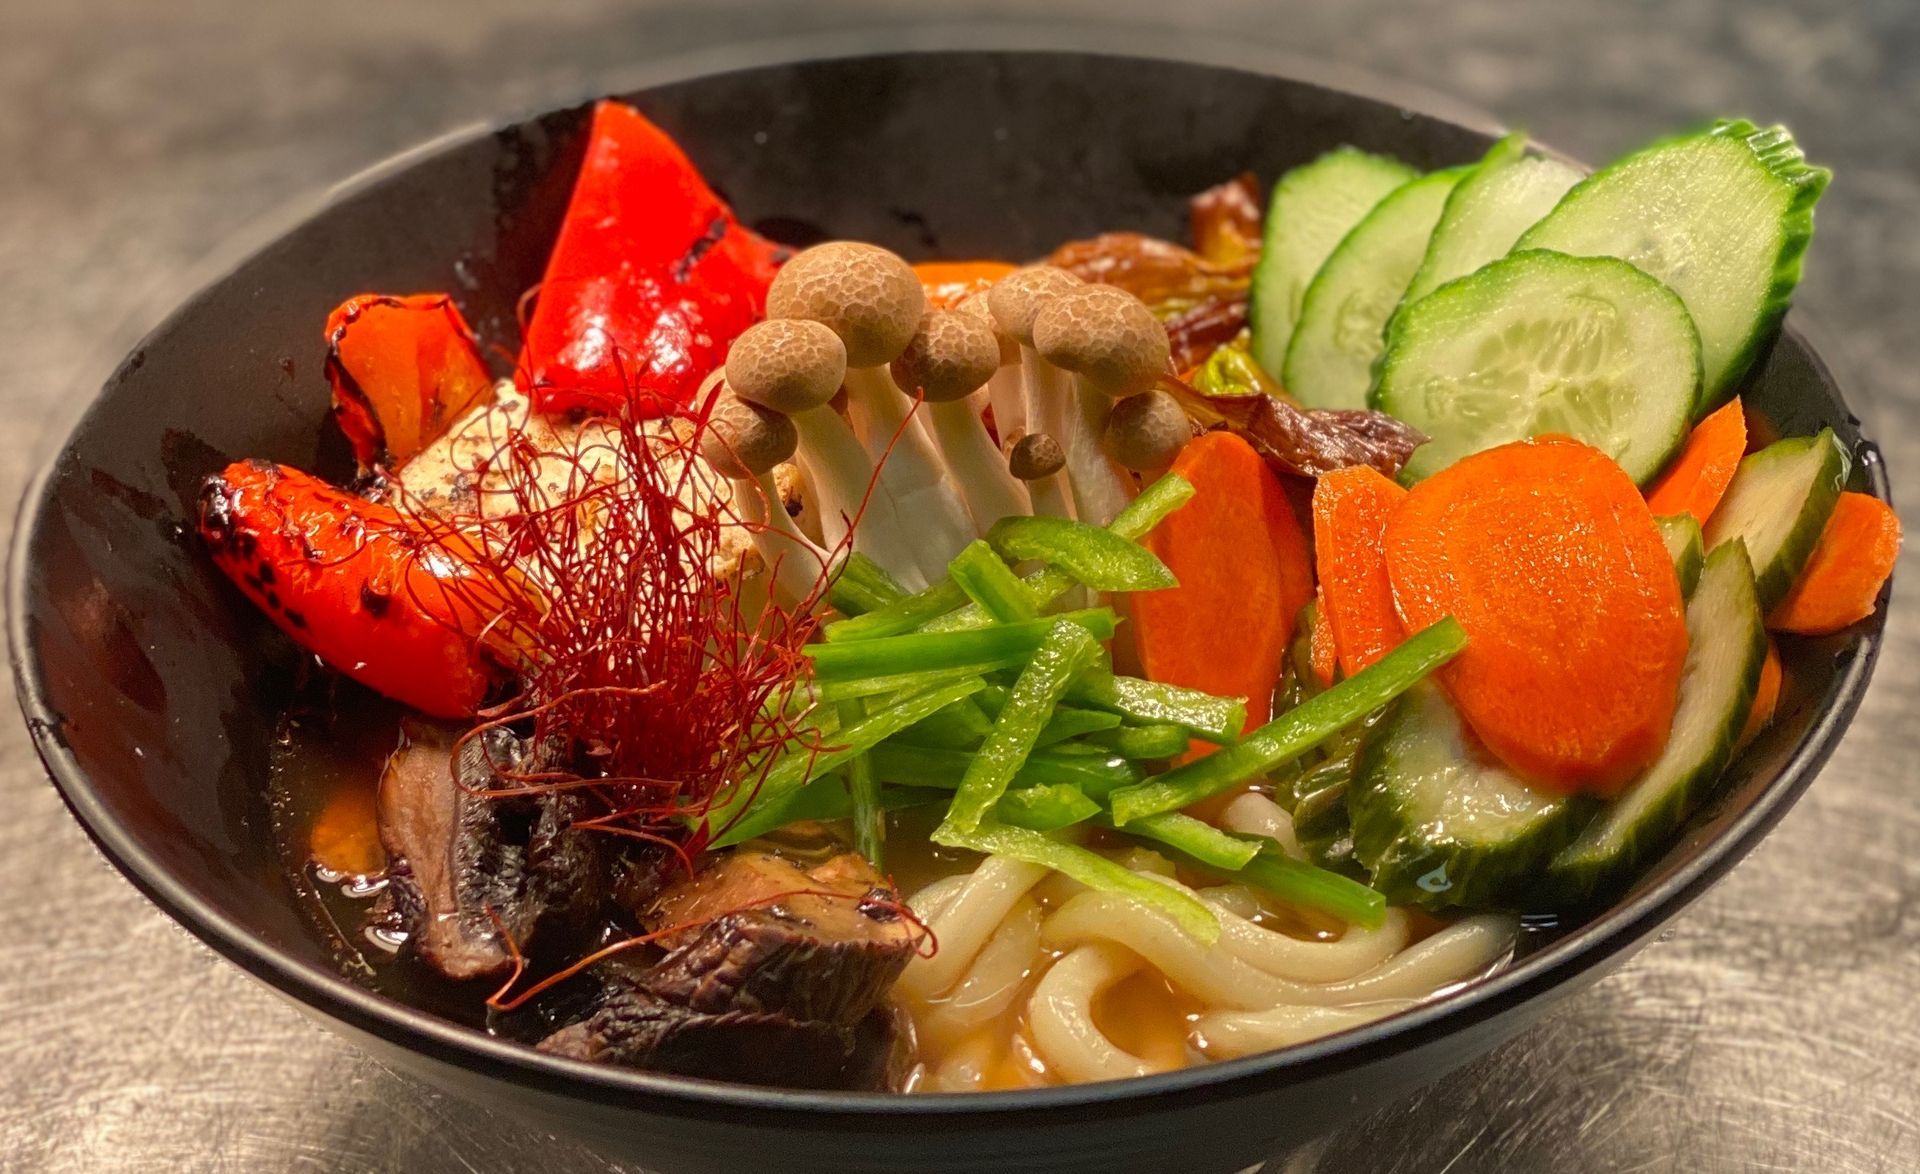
[10,44,1888,1174]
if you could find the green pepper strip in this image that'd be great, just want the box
[943,621,1105,834]
[948,540,1040,623]
[707,677,987,845]
[806,610,1115,680]
[809,662,1016,704]
[1114,812,1261,870]
[920,473,1195,634]
[838,697,884,867]
[823,577,970,643]
[1107,618,1467,826]
[1063,673,1246,744]
[993,783,1101,831]
[1087,722,1191,760]
[1033,707,1125,747]
[986,515,1177,592]
[869,743,1144,795]
[828,552,909,617]
[931,821,1219,945]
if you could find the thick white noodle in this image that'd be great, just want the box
[1193,1002,1417,1060]
[1026,943,1163,1085]
[1217,791,1305,860]
[915,897,1044,1051]
[899,856,1047,1001]
[1044,891,1518,1009]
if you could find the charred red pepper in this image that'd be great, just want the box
[519,100,784,418]
[326,294,496,470]
[199,460,504,717]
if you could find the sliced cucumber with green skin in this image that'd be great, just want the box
[1702,428,1850,609]
[1546,542,1767,904]
[1284,166,1469,409]
[1249,148,1418,381]
[1375,250,1700,483]
[1517,120,1830,405]
[1657,514,1706,597]
[1349,683,1586,910]
[1403,135,1583,305]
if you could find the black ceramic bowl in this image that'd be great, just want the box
[10,39,1889,1174]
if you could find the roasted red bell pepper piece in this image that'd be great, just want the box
[326,294,496,470]
[519,100,783,418]
[199,460,505,717]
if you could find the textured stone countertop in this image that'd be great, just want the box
[4,2,1916,1171]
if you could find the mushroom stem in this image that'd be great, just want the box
[927,398,1031,533]
[984,363,1027,453]
[790,405,929,590]
[737,468,837,606]
[841,365,977,582]
[1059,374,1138,527]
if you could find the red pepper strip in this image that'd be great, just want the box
[198,460,505,718]
[326,293,495,470]
[520,100,784,418]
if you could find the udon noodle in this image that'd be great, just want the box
[898,795,1518,1089]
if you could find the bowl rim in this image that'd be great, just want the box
[8,26,1891,1124]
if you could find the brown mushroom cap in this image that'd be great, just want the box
[701,389,799,479]
[1031,284,1172,399]
[987,265,1084,346]
[890,310,1002,404]
[1103,389,1192,472]
[765,241,925,368]
[956,289,1020,366]
[724,318,848,415]
[1007,432,1067,481]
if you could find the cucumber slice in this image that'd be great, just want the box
[1349,684,1583,910]
[1517,120,1830,404]
[1657,514,1706,597]
[1375,250,1700,483]
[1284,166,1469,409]
[1701,428,1850,609]
[1403,136,1583,304]
[1546,542,1767,902]
[1248,148,1418,382]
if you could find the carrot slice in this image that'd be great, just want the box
[1385,436,1689,796]
[1767,491,1901,635]
[1312,465,1408,677]
[914,260,1019,308]
[1738,638,1784,748]
[1134,431,1314,733]
[1645,399,1747,526]
[1309,593,1338,687]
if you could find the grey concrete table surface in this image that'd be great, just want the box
[4,1,1916,1171]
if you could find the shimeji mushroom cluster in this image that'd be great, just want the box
[702,242,1190,600]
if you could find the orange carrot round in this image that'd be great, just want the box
[1309,594,1338,688]
[1767,491,1901,635]
[1312,465,1408,677]
[914,260,1019,308]
[1738,638,1784,747]
[1134,431,1314,731]
[1385,436,1688,796]
[1645,398,1747,526]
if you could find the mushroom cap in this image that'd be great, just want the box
[765,241,925,367]
[987,265,1083,346]
[1032,284,1172,398]
[701,389,799,479]
[1007,432,1067,481]
[890,310,1002,404]
[956,289,1020,366]
[1103,389,1192,472]
[724,318,848,414]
